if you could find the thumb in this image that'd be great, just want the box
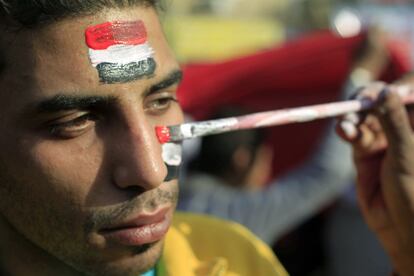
[374,88,414,164]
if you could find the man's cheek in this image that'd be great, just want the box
[162,142,182,181]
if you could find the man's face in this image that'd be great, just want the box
[0,6,183,276]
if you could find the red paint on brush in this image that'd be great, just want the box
[155,126,171,144]
[85,21,147,50]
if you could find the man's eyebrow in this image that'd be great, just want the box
[34,95,116,113]
[148,69,183,94]
[23,70,183,115]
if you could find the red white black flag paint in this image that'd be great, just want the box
[162,142,182,181]
[85,20,156,84]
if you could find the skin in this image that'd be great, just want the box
[338,81,414,276]
[0,6,183,276]
[226,144,273,190]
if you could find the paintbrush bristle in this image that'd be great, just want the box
[156,125,187,143]
[168,125,186,142]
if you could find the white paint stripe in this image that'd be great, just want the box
[162,143,182,166]
[88,42,154,67]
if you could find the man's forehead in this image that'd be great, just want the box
[0,5,182,127]
[0,6,176,94]
[33,7,161,57]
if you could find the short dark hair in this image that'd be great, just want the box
[0,0,159,28]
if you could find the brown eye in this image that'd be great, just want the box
[144,92,178,114]
[48,113,99,139]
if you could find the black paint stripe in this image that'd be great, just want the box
[96,57,156,84]
[165,164,180,182]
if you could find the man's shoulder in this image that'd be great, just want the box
[163,212,288,275]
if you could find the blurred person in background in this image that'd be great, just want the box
[178,92,355,249]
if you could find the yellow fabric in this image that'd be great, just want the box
[163,212,288,276]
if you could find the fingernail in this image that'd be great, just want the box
[344,112,360,125]
[340,121,358,139]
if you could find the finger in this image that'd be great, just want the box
[406,105,414,130]
[364,114,385,141]
[374,88,414,155]
[337,114,387,156]
[337,115,359,141]
[356,82,387,101]
[338,82,386,135]
[355,123,385,156]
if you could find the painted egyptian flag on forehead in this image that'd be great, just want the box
[85,20,156,84]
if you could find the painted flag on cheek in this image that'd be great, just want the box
[162,143,182,181]
[85,20,156,84]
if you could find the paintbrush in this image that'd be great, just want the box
[156,85,414,144]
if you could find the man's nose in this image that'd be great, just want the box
[112,114,168,191]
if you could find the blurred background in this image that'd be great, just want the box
[162,0,414,65]
[161,1,414,276]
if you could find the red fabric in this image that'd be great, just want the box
[178,30,411,177]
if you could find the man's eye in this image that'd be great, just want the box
[145,93,178,114]
[47,113,99,139]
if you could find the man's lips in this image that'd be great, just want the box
[100,206,172,246]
